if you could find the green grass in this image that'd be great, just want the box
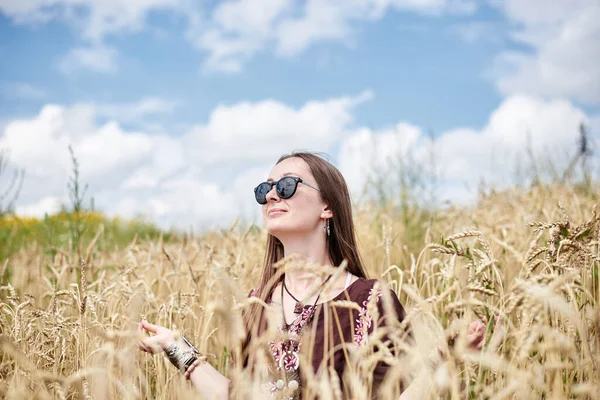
[0,211,177,266]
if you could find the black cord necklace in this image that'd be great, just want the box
[282,278,305,314]
[282,275,333,316]
[280,283,321,330]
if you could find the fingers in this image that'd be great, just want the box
[137,334,151,352]
[137,322,147,352]
[467,319,485,334]
[184,358,205,380]
[141,319,160,333]
[467,333,483,349]
[467,316,505,350]
[469,338,484,350]
[138,342,150,353]
[137,320,152,352]
[137,336,164,354]
[137,320,166,354]
[467,330,484,349]
[466,319,486,350]
[184,363,196,380]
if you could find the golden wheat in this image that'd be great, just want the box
[0,183,598,399]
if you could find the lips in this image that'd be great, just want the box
[268,208,287,216]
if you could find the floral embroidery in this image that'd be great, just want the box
[269,339,301,371]
[256,282,392,399]
[287,305,317,335]
[262,300,318,399]
[354,286,382,347]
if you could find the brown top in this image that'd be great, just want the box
[250,277,410,398]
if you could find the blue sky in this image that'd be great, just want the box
[1,3,507,131]
[0,0,599,230]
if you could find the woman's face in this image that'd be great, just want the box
[262,157,330,238]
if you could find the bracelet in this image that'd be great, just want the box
[181,335,201,354]
[165,335,201,373]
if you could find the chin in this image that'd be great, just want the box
[266,220,295,238]
[266,224,286,238]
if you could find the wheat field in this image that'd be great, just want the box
[0,183,598,399]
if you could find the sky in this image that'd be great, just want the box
[0,0,599,231]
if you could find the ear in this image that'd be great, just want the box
[320,204,333,219]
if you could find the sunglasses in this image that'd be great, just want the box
[254,176,320,205]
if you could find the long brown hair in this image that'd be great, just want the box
[241,151,368,359]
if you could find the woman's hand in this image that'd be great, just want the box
[466,319,486,350]
[137,320,176,354]
[467,316,503,350]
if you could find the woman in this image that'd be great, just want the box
[138,152,486,399]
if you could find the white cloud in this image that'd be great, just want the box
[59,44,119,74]
[195,0,478,72]
[3,0,595,93]
[0,0,62,23]
[275,0,361,57]
[337,123,422,194]
[1,0,188,74]
[0,0,184,40]
[0,91,370,230]
[1,106,74,180]
[495,0,593,25]
[120,135,186,190]
[339,94,596,204]
[275,0,476,56]
[15,196,64,218]
[490,0,600,105]
[75,123,157,178]
[110,175,238,231]
[183,90,373,165]
[3,92,596,230]
[0,0,479,73]
[590,115,600,140]
[0,103,195,228]
[192,0,291,72]
[0,104,160,205]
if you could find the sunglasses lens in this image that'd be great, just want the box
[254,183,272,204]
[277,177,297,199]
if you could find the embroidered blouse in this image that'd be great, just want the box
[249,277,409,399]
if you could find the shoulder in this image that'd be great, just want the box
[342,278,392,302]
[345,277,389,293]
[346,278,406,315]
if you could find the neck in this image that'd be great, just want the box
[280,231,332,294]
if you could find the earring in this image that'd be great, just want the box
[324,219,330,237]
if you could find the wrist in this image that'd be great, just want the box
[164,334,202,373]
[161,332,177,351]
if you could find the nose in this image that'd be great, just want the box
[265,183,280,203]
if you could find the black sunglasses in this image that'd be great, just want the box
[254,176,320,205]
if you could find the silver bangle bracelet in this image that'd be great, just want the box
[165,336,201,373]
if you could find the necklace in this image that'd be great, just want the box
[280,285,314,331]
[281,275,332,327]
[275,275,331,400]
[282,279,305,314]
